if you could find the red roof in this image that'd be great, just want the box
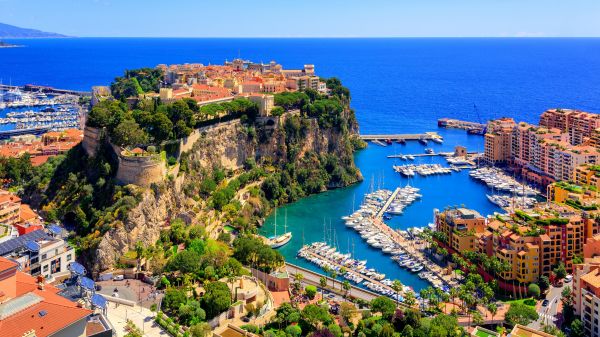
[0,257,92,337]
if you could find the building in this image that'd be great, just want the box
[484,113,600,186]
[573,257,600,337]
[540,109,600,146]
[0,191,21,226]
[436,205,599,284]
[574,164,600,189]
[248,94,275,116]
[435,208,486,253]
[508,324,554,337]
[0,256,112,337]
[0,129,83,166]
[483,117,516,165]
[0,228,75,280]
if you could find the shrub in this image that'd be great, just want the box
[305,285,317,299]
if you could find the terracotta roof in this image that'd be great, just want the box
[581,268,600,290]
[19,204,38,222]
[0,257,92,337]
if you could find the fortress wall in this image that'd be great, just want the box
[82,126,102,157]
[115,153,167,187]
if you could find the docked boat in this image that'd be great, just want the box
[266,209,292,249]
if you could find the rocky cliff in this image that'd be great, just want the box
[93,112,361,272]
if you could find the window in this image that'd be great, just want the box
[41,254,47,260]
[43,265,48,272]
[66,254,72,261]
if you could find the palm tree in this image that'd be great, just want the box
[487,302,498,324]
[342,280,351,301]
[320,276,327,299]
[391,280,403,305]
[330,270,338,290]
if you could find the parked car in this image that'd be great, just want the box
[241,317,250,323]
[565,275,573,283]
[542,299,549,307]
[113,275,124,281]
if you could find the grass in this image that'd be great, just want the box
[504,297,536,306]
[475,331,495,337]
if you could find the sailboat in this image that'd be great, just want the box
[268,209,292,249]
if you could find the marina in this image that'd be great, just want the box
[340,187,456,291]
[393,163,454,177]
[260,128,503,293]
[470,167,540,197]
[0,88,84,133]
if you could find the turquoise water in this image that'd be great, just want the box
[259,128,502,291]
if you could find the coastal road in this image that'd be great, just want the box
[285,263,381,303]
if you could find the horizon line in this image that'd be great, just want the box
[4,36,600,39]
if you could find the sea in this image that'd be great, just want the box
[2,38,600,291]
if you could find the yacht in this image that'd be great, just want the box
[267,209,292,249]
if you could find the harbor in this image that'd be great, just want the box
[260,128,503,293]
[0,87,85,133]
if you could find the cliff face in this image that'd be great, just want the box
[93,114,360,272]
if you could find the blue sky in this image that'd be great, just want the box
[1,0,599,37]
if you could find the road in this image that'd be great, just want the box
[529,280,569,330]
[286,263,380,302]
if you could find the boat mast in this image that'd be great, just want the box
[274,208,277,237]
[284,209,288,233]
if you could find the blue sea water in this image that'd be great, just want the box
[2,38,600,290]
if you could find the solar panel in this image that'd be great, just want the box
[68,262,86,276]
[91,294,107,309]
[48,224,63,236]
[79,276,95,290]
[0,230,51,256]
[24,240,40,252]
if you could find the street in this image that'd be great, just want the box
[529,280,569,330]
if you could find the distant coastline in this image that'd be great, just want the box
[0,41,22,48]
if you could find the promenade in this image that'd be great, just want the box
[285,263,381,302]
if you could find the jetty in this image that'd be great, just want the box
[360,132,442,142]
[437,118,486,132]
[376,187,401,218]
[387,151,482,158]
[0,84,90,97]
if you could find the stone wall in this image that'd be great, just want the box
[82,126,102,157]
[115,152,167,187]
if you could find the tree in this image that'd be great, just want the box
[305,285,317,299]
[301,304,332,331]
[168,250,201,274]
[201,281,232,319]
[528,283,541,298]
[342,280,351,299]
[163,288,187,312]
[403,291,416,307]
[487,303,498,323]
[554,263,567,280]
[111,119,148,146]
[538,275,550,292]
[189,322,212,337]
[561,286,575,325]
[391,280,403,304]
[505,303,539,326]
[286,325,302,337]
[570,319,585,337]
[339,302,357,323]
[370,296,396,320]
[379,323,394,337]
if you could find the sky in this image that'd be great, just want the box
[1,0,600,38]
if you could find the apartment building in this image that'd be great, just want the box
[437,206,598,284]
[435,208,487,253]
[0,191,21,226]
[574,164,600,189]
[540,108,600,145]
[483,117,516,165]
[573,257,600,337]
[0,228,75,280]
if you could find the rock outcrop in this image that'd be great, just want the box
[93,113,360,272]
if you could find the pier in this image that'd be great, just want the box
[359,132,442,142]
[386,151,482,158]
[437,118,486,131]
[0,84,90,97]
[375,187,401,219]
[0,126,50,140]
